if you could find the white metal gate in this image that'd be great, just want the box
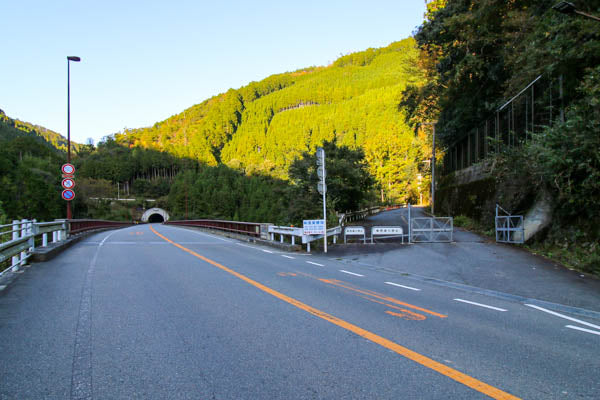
[410,217,453,243]
[495,204,524,244]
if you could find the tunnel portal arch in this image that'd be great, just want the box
[141,208,170,223]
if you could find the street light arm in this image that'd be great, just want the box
[552,2,600,22]
[574,9,600,22]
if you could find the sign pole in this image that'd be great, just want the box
[316,147,327,253]
[323,172,327,254]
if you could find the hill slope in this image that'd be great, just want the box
[0,109,81,153]
[115,38,430,203]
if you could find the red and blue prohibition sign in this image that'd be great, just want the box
[62,189,75,201]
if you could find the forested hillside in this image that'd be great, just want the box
[1,39,427,224]
[0,109,81,152]
[0,110,85,223]
[114,38,430,204]
[0,133,64,223]
[407,0,600,273]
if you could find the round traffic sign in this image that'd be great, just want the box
[62,189,75,201]
[62,178,76,189]
[61,163,75,175]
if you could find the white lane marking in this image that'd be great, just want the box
[385,281,421,291]
[307,261,324,267]
[281,255,295,259]
[339,270,364,277]
[99,230,119,247]
[525,304,600,330]
[454,298,507,312]
[104,241,168,245]
[262,249,274,254]
[235,243,267,251]
[565,325,600,336]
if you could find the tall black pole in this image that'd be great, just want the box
[66,56,80,220]
[67,59,72,220]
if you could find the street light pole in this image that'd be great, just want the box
[67,56,81,220]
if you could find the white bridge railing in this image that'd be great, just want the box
[0,219,68,277]
[268,225,342,252]
[0,219,133,277]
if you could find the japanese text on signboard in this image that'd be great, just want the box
[303,219,325,235]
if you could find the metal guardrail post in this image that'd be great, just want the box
[39,220,48,247]
[28,220,35,253]
[20,219,27,267]
[408,204,412,243]
[11,220,20,271]
[495,205,499,242]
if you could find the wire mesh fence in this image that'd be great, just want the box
[443,75,564,173]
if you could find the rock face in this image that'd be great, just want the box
[523,193,553,242]
[437,160,553,242]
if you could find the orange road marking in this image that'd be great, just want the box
[277,272,297,277]
[150,225,520,400]
[386,310,426,321]
[319,278,447,318]
[287,271,428,320]
[355,293,427,321]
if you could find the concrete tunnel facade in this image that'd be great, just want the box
[141,208,170,223]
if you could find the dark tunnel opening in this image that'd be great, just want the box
[148,213,165,223]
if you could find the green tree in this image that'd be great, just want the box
[288,140,375,221]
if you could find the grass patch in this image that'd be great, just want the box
[453,215,495,238]
[526,241,600,277]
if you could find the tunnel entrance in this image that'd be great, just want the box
[141,207,170,223]
[148,213,165,223]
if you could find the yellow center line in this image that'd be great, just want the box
[150,225,520,400]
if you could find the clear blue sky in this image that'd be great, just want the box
[1,0,426,144]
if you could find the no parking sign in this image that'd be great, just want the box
[62,189,75,201]
[61,164,76,201]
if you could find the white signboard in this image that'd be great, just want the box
[372,227,403,235]
[303,219,325,235]
[344,226,365,235]
[317,166,326,179]
[317,181,326,195]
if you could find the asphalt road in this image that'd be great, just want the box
[1,223,599,399]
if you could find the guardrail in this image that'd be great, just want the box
[1,219,133,277]
[340,206,382,225]
[268,225,342,252]
[268,226,303,245]
[165,219,267,239]
[69,219,132,235]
